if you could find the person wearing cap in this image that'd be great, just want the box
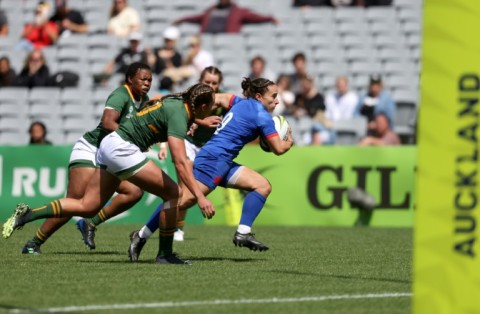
[107,0,141,38]
[95,31,149,86]
[50,0,88,37]
[355,74,396,135]
[16,1,59,51]
[150,26,183,75]
[173,0,278,34]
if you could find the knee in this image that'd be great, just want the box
[257,180,272,197]
[128,186,144,202]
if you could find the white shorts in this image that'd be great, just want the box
[185,139,201,161]
[69,136,98,169]
[96,132,148,180]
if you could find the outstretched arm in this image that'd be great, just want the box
[168,136,215,219]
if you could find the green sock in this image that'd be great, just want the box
[32,227,49,245]
[158,227,175,256]
[87,208,109,226]
[28,200,63,222]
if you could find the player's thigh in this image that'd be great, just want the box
[230,166,271,195]
[66,166,97,199]
[180,179,212,210]
[81,169,120,212]
[127,160,180,201]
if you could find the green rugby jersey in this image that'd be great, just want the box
[116,97,192,152]
[83,85,149,147]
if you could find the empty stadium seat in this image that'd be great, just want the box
[332,117,368,145]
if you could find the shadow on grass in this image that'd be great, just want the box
[77,256,265,264]
[267,270,411,284]
[50,251,125,255]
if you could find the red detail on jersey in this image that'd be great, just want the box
[265,132,279,139]
[214,176,222,186]
[228,95,235,109]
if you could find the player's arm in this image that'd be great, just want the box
[194,116,222,129]
[265,128,293,156]
[168,136,215,219]
[101,108,121,132]
[213,93,235,110]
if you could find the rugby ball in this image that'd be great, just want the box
[259,115,290,152]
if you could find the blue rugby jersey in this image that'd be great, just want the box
[201,95,278,159]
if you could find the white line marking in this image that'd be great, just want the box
[8,292,412,313]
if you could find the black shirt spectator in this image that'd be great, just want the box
[14,49,51,88]
[50,0,88,36]
[0,56,16,87]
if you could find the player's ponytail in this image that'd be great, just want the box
[242,77,275,99]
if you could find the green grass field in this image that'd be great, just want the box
[0,224,412,314]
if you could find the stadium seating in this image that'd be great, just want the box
[0,0,422,145]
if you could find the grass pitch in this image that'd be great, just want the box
[0,224,411,314]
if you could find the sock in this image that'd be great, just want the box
[238,191,266,229]
[176,219,184,231]
[237,224,251,234]
[28,200,63,222]
[86,208,110,227]
[31,227,49,245]
[139,203,163,239]
[157,201,177,257]
[158,228,175,256]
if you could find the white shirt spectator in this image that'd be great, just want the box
[325,76,358,121]
[108,6,140,38]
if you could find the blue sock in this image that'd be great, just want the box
[239,191,266,227]
[145,202,163,233]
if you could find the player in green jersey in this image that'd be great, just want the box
[20,62,152,254]
[3,83,216,265]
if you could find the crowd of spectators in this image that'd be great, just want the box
[0,0,403,146]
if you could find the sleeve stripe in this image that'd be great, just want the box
[228,95,235,109]
[265,132,279,139]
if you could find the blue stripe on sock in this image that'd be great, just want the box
[145,203,163,233]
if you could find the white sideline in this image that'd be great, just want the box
[8,293,412,313]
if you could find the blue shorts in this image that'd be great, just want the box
[193,151,242,190]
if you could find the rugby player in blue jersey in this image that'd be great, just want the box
[128,77,294,261]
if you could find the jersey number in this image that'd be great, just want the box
[214,112,233,135]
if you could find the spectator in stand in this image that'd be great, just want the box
[356,0,393,6]
[273,74,295,116]
[359,113,400,146]
[16,1,59,51]
[293,0,329,8]
[0,56,16,87]
[95,32,149,85]
[162,35,214,83]
[325,76,358,122]
[149,26,182,76]
[247,55,276,82]
[158,76,175,95]
[288,52,311,95]
[0,9,9,36]
[14,49,50,88]
[29,121,52,145]
[295,74,332,145]
[50,0,88,38]
[107,0,141,38]
[173,0,278,34]
[356,74,396,135]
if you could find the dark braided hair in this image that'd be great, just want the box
[241,77,275,99]
[161,83,215,124]
[124,62,151,83]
